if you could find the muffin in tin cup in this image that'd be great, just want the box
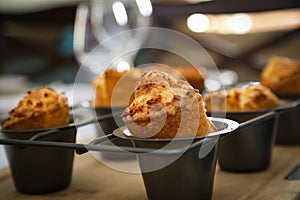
[0,86,92,194]
[260,56,300,144]
[0,112,91,194]
[204,83,295,172]
[113,117,239,200]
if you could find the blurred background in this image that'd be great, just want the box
[0,0,299,86]
[0,0,300,168]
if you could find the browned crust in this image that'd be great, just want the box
[122,70,216,138]
[1,87,69,130]
[93,68,142,107]
[260,56,300,94]
[173,66,206,90]
[204,85,279,112]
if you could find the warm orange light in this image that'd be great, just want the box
[187,8,300,34]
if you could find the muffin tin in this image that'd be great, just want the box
[0,99,297,198]
[111,117,239,200]
[207,99,298,172]
[0,111,94,194]
[2,115,239,199]
[274,94,300,144]
[77,101,135,159]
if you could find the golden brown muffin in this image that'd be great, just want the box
[121,70,216,139]
[260,56,300,94]
[173,66,206,91]
[1,87,69,130]
[204,85,279,112]
[93,68,142,107]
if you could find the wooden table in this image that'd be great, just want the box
[0,145,299,200]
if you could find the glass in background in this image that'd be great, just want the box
[73,0,152,81]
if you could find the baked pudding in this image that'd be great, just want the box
[1,87,69,130]
[93,68,142,107]
[260,56,300,95]
[204,85,279,112]
[122,70,216,138]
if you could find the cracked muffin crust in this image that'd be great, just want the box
[122,70,216,138]
[1,87,69,130]
[261,56,300,95]
[204,85,279,112]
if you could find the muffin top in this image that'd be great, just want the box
[1,87,69,130]
[204,84,279,112]
[260,56,300,94]
[173,66,206,90]
[123,70,200,122]
[93,68,142,107]
[122,70,216,138]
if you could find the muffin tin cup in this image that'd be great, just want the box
[276,103,300,144]
[217,112,278,172]
[1,127,76,194]
[138,142,218,200]
[94,106,135,160]
[94,106,126,135]
[207,99,297,173]
[77,101,135,160]
[275,94,300,144]
[0,112,93,194]
[110,117,239,200]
